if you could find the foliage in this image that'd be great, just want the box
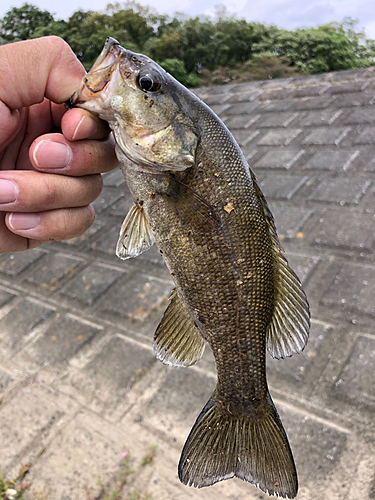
[1,2,374,84]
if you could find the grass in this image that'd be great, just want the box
[0,464,30,500]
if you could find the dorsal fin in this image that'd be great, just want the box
[154,288,205,367]
[251,171,310,359]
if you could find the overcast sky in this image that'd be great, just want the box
[1,0,375,39]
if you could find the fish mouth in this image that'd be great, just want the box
[68,37,124,110]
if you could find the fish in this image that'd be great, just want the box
[69,37,310,498]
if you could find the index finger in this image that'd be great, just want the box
[0,36,84,109]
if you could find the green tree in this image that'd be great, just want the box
[0,3,54,42]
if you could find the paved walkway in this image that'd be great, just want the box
[0,66,374,500]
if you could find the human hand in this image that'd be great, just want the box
[0,36,118,253]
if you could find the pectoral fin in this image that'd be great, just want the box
[116,202,155,260]
[162,177,222,234]
[154,288,205,367]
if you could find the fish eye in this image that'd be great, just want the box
[137,70,161,92]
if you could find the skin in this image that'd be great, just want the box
[0,36,117,253]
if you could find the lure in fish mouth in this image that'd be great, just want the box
[70,38,310,499]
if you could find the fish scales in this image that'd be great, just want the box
[70,37,310,498]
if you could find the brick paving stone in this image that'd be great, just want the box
[314,211,375,251]
[0,287,16,308]
[322,262,375,315]
[254,149,305,169]
[232,129,260,146]
[224,101,260,115]
[365,156,375,172]
[258,112,299,128]
[26,410,128,500]
[0,370,12,392]
[305,150,360,171]
[0,386,65,471]
[107,195,133,218]
[354,127,375,145]
[225,90,261,103]
[224,114,260,130]
[270,204,313,238]
[344,107,375,124]
[257,128,302,146]
[61,219,103,247]
[293,96,334,111]
[102,169,125,187]
[99,274,172,322]
[141,368,216,441]
[268,322,331,382]
[278,406,347,483]
[260,99,295,112]
[334,93,375,108]
[0,299,54,348]
[302,127,350,145]
[291,85,330,98]
[210,103,231,116]
[260,174,309,200]
[332,335,375,406]
[89,225,118,255]
[0,248,47,277]
[258,88,293,100]
[200,93,230,106]
[285,253,320,284]
[309,178,372,204]
[329,81,370,94]
[28,314,102,365]
[60,262,126,306]
[23,253,83,291]
[91,187,124,214]
[83,336,155,403]
[300,110,343,127]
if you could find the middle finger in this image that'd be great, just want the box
[0,170,103,212]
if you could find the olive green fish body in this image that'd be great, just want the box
[70,38,310,498]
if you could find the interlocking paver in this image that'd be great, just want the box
[23,252,83,290]
[332,335,375,406]
[91,187,124,214]
[302,127,350,145]
[269,204,313,238]
[305,150,360,171]
[293,96,334,111]
[258,112,299,128]
[0,248,47,277]
[314,211,375,250]
[257,128,302,146]
[102,169,125,187]
[354,126,375,144]
[26,314,102,366]
[60,262,126,305]
[0,299,55,348]
[260,174,309,199]
[300,110,342,127]
[344,107,375,124]
[254,149,304,169]
[309,178,372,204]
[83,336,156,404]
[0,288,16,308]
[322,262,375,315]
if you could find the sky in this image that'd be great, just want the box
[1,0,375,39]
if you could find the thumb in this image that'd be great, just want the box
[0,36,85,110]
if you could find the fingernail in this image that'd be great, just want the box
[0,179,19,204]
[72,115,98,141]
[33,140,72,169]
[8,213,40,231]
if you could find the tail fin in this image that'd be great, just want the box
[178,394,297,498]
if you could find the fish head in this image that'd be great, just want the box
[70,37,199,172]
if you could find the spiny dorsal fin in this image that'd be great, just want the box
[179,393,298,498]
[116,202,155,260]
[251,172,310,359]
[154,288,205,367]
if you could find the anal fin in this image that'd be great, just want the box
[154,288,205,367]
[116,202,155,260]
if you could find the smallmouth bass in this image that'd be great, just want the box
[70,38,310,498]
